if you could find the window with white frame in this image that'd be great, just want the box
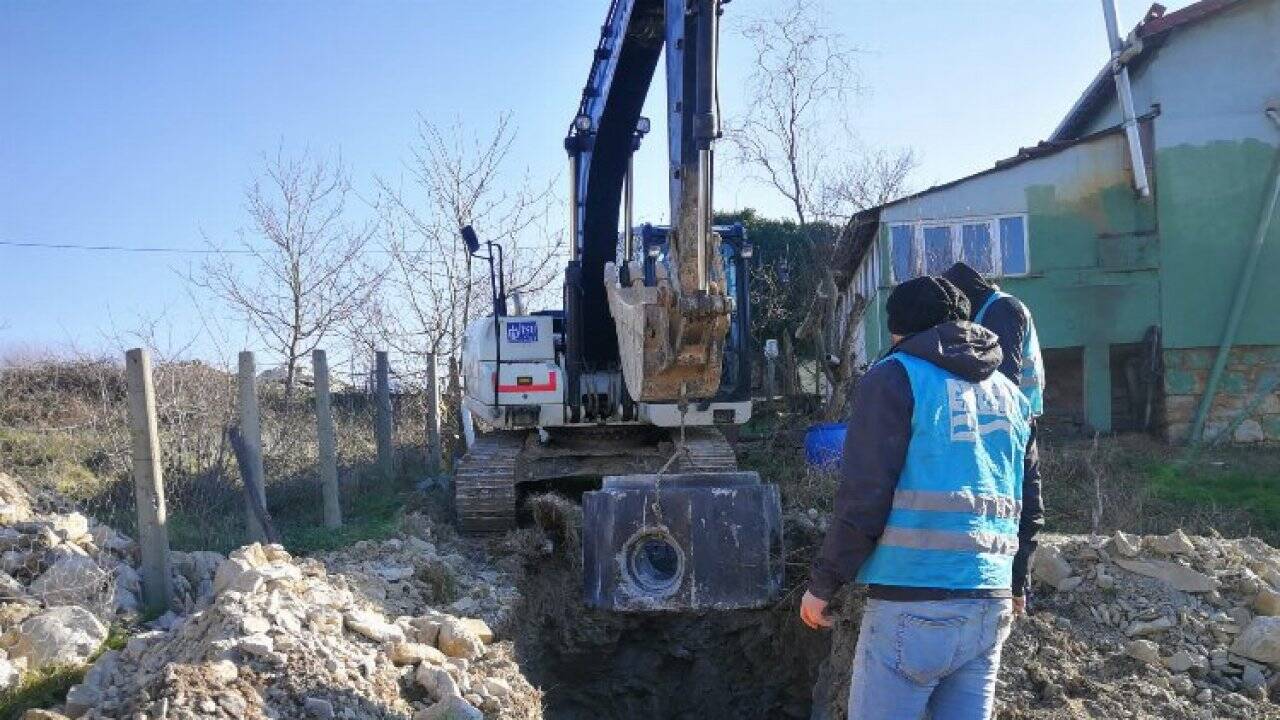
[887,214,1029,282]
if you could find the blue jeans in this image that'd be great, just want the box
[847,598,1013,720]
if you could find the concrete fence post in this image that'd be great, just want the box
[313,349,342,528]
[425,352,443,475]
[124,348,173,614]
[237,351,268,541]
[375,350,395,480]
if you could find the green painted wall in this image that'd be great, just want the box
[1156,139,1280,349]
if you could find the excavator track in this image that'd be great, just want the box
[453,430,527,534]
[672,426,739,472]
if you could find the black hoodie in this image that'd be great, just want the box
[808,321,1043,602]
[942,263,1030,384]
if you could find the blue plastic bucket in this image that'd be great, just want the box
[804,422,847,470]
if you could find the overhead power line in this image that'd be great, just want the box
[0,239,254,254]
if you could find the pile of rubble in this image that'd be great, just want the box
[997,530,1280,719]
[320,517,521,632]
[46,542,538,719]
[0,472,221,696]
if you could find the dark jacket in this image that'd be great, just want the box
[808,321,1043,602]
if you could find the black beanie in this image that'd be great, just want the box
[941,261,994,318]
[886,276,971,336]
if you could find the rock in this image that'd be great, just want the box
[26,555,109,608]
[1127,616,1175,637]
[22,712,71,720]
[1254,589,1280,616]
[1242,664,1267,689]
[237,634,275,658]
[1165,649,1207,674]
[1114,558,1220,594]
[10,606,107,670]
[415,697,483,720]
[1231,617,1280,665]
[373,564,415,582]
[482,676,511,697]
[1109,531,1142,558]
[1148,529,1196,555]
[1126,639,1162,665]
[1195,688,1213,703]
[1032,546,1074,587]
[303,697,335,719]
[63,649,118,717]
[212,557,263,595]
[417,664,462,700]
[1095,566,1115,590]
[437,618,484,659]
[1056,576,1084,593]
[459,618,494,644]
[49,513,89,542]
[386,641,445,666]
[344,609,406,643]
[90,524,134,555]
[0,656,19,691]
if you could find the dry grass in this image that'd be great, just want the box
[0,358,458,554]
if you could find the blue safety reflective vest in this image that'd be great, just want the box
[857,353,1032,590]
[975,291,1045,417]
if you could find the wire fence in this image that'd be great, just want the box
[0,355,462,556]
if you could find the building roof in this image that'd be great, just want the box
[838,0,1248,282]
[1049,0,1247,142]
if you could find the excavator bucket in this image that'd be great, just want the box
[582,471,784,611]
[604,250,734,403]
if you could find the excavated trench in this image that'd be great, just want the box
[509,498,847,720]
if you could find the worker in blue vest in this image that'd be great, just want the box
[944,260,1046,607]
[799,275,1041,720]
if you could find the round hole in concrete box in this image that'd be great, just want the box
[626,532,683,595]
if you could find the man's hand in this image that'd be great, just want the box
[1012,596,1026,616]
[800,590,833,629]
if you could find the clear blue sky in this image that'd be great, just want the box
[0,0,1185,364]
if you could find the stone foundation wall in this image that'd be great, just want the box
[1162,345,1280,443]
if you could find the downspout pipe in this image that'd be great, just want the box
[1101,0,1151,198]
[1189,105,1280,445]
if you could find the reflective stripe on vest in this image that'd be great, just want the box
[856,353,1032,591]
[974,291,1045,417]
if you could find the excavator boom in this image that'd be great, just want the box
[565,0,734,403]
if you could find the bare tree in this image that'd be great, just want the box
[729,0,859,227]
[817,147,918,222]
[357,114,562,376]
[196,150,380,398]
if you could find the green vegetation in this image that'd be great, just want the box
[1146,448,1280,542]
[280,481,413,554]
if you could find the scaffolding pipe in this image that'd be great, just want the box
[1100,0,1151,198]
[1189,106,1280,444]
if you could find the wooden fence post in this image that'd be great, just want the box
[237,351,268,541]
[425,352,443,475]
[124,348,173,614]
[375,350,395,480]
[313,350,342,528]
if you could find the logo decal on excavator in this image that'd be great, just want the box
[506,321,538,343]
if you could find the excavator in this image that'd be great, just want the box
[456,0,782,612]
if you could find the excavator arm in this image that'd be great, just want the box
[564,0,733,404]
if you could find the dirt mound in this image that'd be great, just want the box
[811,531,1280,719]
[49,540,539,720]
